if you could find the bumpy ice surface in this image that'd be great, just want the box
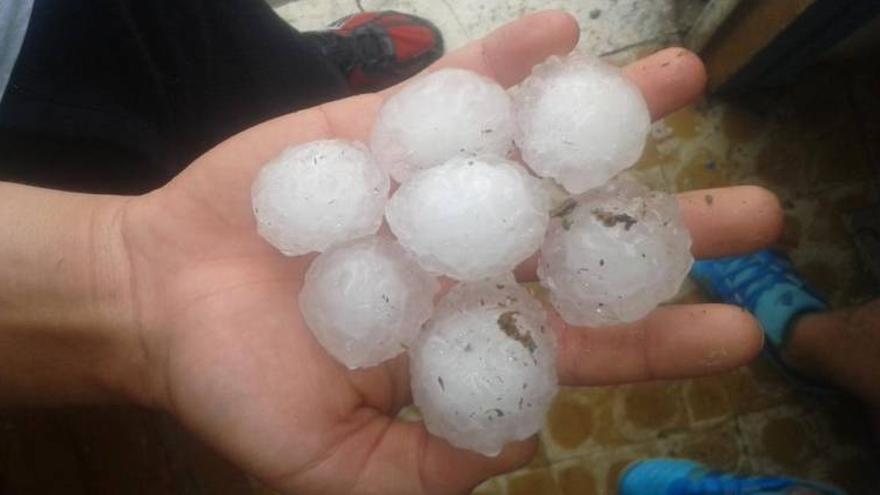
[513,53,650,194]
[299,236,438,369]
[410,275,558,456]
[370,68,515,183]
[539,177,693,326]
[385,155,549,281]
[251,140,389,256]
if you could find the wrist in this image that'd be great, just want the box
[0,183,152,406]
[82,195,158,406]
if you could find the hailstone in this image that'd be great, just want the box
[251,140,389,256]
[370,68,515,183]
[513,52,651,194]
[299,236,439,369]
[410,275,558,456]
[539,177,693,327]
[385,155,549,281]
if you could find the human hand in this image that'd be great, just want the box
[112,11,781,494]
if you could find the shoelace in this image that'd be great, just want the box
[697,253,806,313]
[350,26,392,67]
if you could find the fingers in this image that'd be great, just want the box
[373,29,706,140]
[361,308,761,493]
[423,20,706,119]
[282,15,706,155]
[184,12,709,224]
[555,303,764,386]
[422,10,580,88]
[540,185,775,385]
[514,185,784,281]
[326,10,582,141]
[623,48,707,120]
[180,11,584,208]
[679,185,783,259]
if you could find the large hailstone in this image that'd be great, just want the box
[513,53,651,194]
[410,275,558,456]
[370,68,515,183]
[385,155,549,281]
[299,236,439,369]
[539,177,693,327]
[251,140,389,256]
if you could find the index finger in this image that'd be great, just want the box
[215,11,706,166]
[182,12,708,228]
[333,35,708,142]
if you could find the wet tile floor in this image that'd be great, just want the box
[469,61,880,495]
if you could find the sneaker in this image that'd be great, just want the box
[690,250,828,349]
[619,459,846,495]
[690,249,832,392]
[305,11,444,93]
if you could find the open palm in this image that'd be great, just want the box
[114,11,781,495]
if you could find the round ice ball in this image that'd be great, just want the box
[410,275,558,456]
[370,68,515,183]
[513,52,651,194]
[538,177,693,327]
[299,236,439,369]
[385,155,549,281]
[251,139,390,256]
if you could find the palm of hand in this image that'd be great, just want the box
[122,142,422,493]
[116,12,781,495]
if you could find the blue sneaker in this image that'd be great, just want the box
[690,250,830,391]
[619,459,846,495]
[691,250,828,348]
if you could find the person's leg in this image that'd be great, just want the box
[0,0,349,193]
[691,249,880,412]
[648,251,878,494]
[1,0,444,195]
[784,300,880,411]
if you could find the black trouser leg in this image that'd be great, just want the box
[0,0,350,193]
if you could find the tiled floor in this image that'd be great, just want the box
[272,1,880,494]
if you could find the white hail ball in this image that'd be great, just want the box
[385,155,549,281]
[513,52,650,194]
[299,236,439,369]
[539,177,693,327]
[410,275,558,456]
[370,68,515,183]
[251,139,389,256]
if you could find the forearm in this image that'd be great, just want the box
[0,182,139,404]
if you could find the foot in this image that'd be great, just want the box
[690,250,830,390]
[305,11,444,93]
[619,458,845,495]
[691,250,828,349]
[691,251,880,420]
[786,300,880,415]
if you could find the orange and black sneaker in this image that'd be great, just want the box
[305,11,444,93]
